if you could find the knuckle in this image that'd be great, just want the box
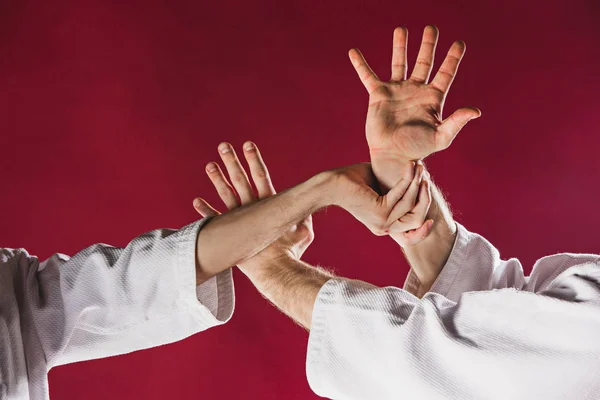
[416,58,432,67]
[371,220,388,236]
[231,174,247,184]
[217,188,234,199]
[399,214,413,225]
[254,169,268,179]
[436,68,454,78]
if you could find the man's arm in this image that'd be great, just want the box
[195,157,431,284]
[5,221,235,374]
[241,254,333,329]
[305,270,600,400]
[236,246,600,399]
[364,155,457,295]
[235,162,433,329]
[195,171,330,283]
[398,173,457,295]
[349,26,480,294]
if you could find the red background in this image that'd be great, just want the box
[2,0,600,399]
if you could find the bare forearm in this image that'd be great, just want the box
[241,255,334,329]
[370,155,457,292]
[196,173,333,283]
[402,180,457,293]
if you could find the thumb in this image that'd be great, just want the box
[401,219,434,247]
[193,197,221,218]
[436,107,481,151]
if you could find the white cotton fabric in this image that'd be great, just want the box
[0,218,234,400]
[307,223,600,400]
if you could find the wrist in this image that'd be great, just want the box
[308,170,340,207]
[369,148,413,165]
[369,150,416,191]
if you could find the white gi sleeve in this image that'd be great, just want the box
[405,223,599,302]
[19,218,234,370]
[307,261,600,400]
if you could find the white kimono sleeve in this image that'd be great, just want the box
[19,218,234,369]
[404,223,600,302]
[307,250,600,400]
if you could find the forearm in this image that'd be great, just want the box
[401,180,457,293]
[240,254,334,329]
[370,155,457,293]
[196,173,333,284]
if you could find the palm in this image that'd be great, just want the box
[351,25,480,162]
[366,82,444,160]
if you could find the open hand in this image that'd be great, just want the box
[350,25,481,189]
[193,142,314,262]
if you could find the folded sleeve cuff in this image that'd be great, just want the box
[402,268,422,297]
[306,278,340,397]
[402,222,467,299]
[428,222,470,298]
[176,218,235,330]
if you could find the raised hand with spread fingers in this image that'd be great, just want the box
[349,25,481,190]
[349,26,481,295]
[193,141,314,264]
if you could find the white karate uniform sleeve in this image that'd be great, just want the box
[404,222,600,301]
[307,224,600,400]
[1,217,234,400]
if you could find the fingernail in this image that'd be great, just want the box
[206,162,217,172]
[428,220,434,229]
[244,142,255,151]
[193,198,201,208]
[218,143,232,154]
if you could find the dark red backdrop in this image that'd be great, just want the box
[2,0,600,399]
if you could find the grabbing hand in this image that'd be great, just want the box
[327,162,433,242]
[193,142,314,263]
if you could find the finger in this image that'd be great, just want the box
[436,107,482,151]
[382,164,416,206]
[243,141,276,198]
[301,214,315,243]
[389,181,432,234]
[388,164,425,222]
[304,214,314,229]
[410,25,439,83]
[408,179,432,223]
[391,27,408,81]
[348,48,382,94]
[402,219,434,246]
[398,180,433,245]
[218,142,256,204]
[206,162,239,210]
[430,40,466,94]
[192,197,221,218]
